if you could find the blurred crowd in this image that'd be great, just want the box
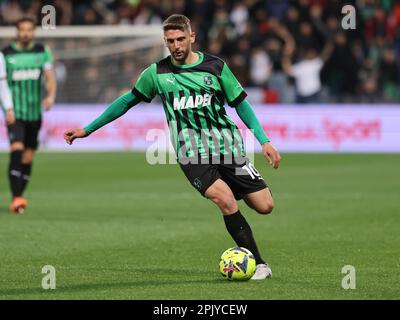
[1,0,400,103]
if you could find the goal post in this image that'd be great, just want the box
[0,25,167,103]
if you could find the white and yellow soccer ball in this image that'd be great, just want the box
[219,247,256,281]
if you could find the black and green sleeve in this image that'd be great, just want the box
[131,64,157,103]
[219,63,247,107]
[84,91,141,135]
[235,99,270,145]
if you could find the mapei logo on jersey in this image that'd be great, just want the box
[173,93,213,110]
[203,76,213,86]
[12,69,41,81]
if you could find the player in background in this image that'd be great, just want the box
[2,17,56,213]
[64,14,281,280]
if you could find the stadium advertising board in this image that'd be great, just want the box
[0,105,398,153]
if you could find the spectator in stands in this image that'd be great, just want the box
[208,8,237,44]
[265,0,289,22]
[285,5,301,38]
[230,0,249,36]
[322,31,360,101]
[250,46,272,87]
[360,77,381,103]
[262,18,295,103]
[132,5,162,25]
[379,47,400,102]
[1,0,399,103]
[1,0,24,25]
[282,41,333,103]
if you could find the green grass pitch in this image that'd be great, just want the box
[0,152,399,299]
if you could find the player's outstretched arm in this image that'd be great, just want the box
[235,99,281,169]
[63,91,141,145]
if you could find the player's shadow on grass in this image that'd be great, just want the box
[0,268,236,297]
[0,279,228,297]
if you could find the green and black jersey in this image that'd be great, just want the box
[133,52,247,161]
[2,42,53,121]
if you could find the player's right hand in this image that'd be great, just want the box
[64,128,88,145]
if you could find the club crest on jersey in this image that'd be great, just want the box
[173,93,213,110]
[193,178,202,190]
[203,76,213,86]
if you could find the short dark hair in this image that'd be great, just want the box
[15,16,37,29]
[162,14,191,32]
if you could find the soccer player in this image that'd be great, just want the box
[64,14,281,280]
[2,17,56,213]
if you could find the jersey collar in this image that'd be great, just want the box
[12,41,35,52]
[169,51,204,69]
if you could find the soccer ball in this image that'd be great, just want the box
[219,246,256,281]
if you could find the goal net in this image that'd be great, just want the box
[0,25,166,103]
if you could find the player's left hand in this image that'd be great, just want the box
[42,95,55,111]
[262,142,281,169]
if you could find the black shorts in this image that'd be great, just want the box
[179,157,268,200]
[7,120,42,150]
